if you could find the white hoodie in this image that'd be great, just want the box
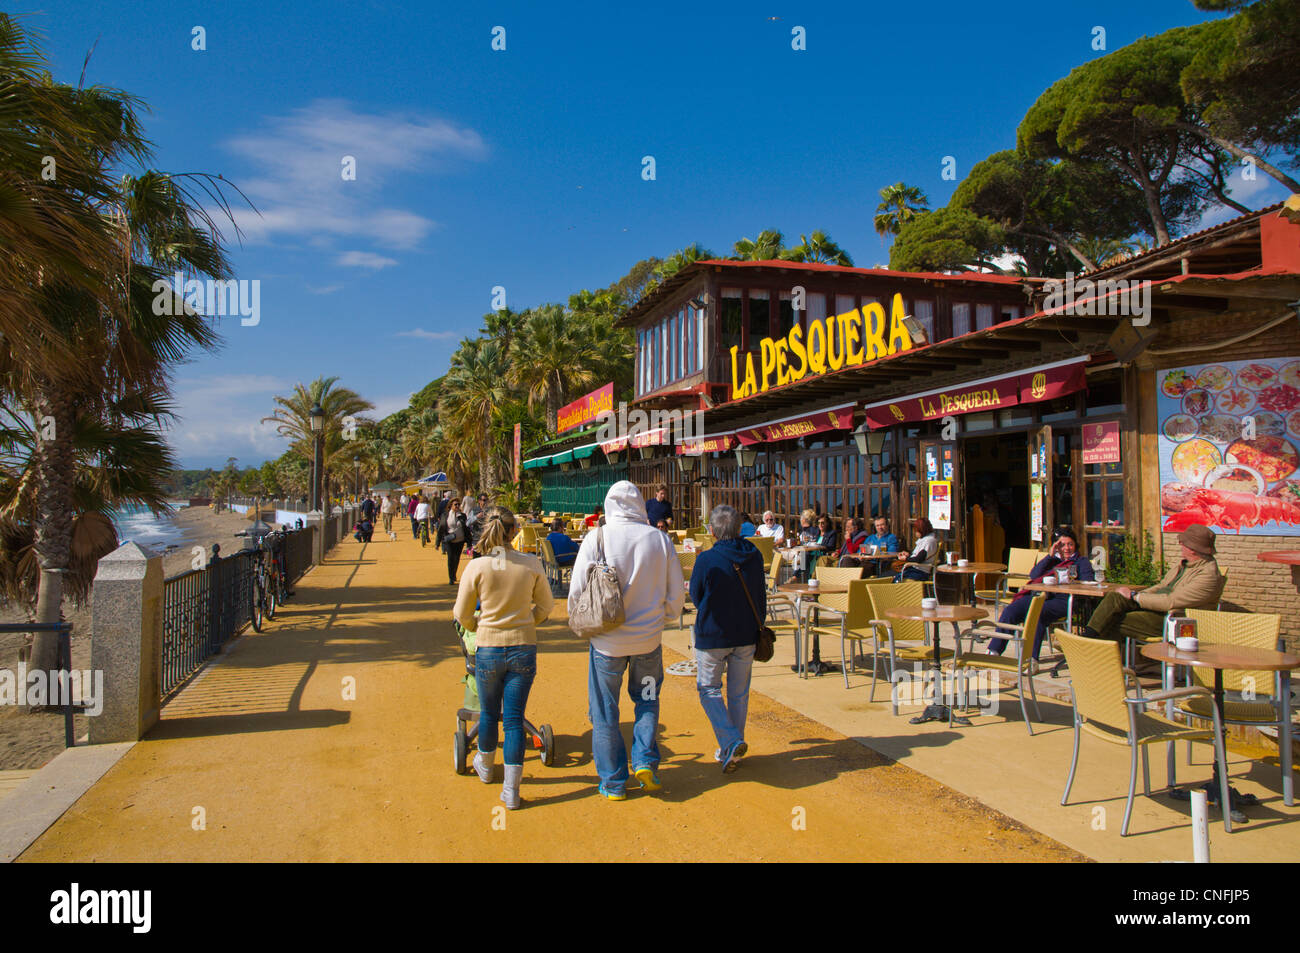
[568,481,684,658]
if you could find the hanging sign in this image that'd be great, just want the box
[1030,483,1044,542]
[929,480,952,530]
[557,382,614,434]
[676,435,736,455]
[863,362,1087,429]
[1082,421,1121,464]
[735,406,854,445]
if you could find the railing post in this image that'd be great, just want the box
[306,509,324,565]
[89,541,163,744]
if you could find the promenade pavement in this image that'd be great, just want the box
[17,531,1079,863]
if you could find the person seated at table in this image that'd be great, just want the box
[755,510,785,543]
[987,529,1093,659]
[546,518,579,567]
[739,512,757,536]
[654,518,670,533]
[836,518,870,566]
[584,505,604,529]
[795,509,817,544]
[894,518,939,582]
[841,515,900,575]
[1081,524,1223,652]
[812,515,837,554]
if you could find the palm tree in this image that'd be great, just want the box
[508,305,602,433]
[653,243,715,282]
[781,230,854,265]
[732,229,786,260]
[262,377,374,511]
[874,182,930,238]
[440,340,511,492]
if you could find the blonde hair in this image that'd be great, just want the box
[477,505,516,553]
[801,508,816,524]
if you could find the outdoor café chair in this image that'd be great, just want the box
[805,578,894,688]
[1123,572,1229,669]
[766,556,800,620]
[862,580,952,715]
[948,593,1048,734]
[536,537,571,597]
[678,551,697,630]
[747,534,775,566]
[1175,609,1290,800]
[1056,630,1233,836]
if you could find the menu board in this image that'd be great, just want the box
[1157,358,1300,535]
[928,480,951,530]
[1030,483,1044,542]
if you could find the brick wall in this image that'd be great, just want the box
[1165,531,1300,653]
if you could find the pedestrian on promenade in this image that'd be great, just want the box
[439,498,473,584]
[645,485,672,528]
[408,493,420,538]
[380,494,394,535]
[361,494,375,523]
[453,506,553,809]
[688,504,762,772]
[414,495,431,543]
[568,481,684,800]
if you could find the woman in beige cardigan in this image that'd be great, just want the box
[453,506,553,809]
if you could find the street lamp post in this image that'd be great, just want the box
[310,403,325,513]
[354,455,360,499]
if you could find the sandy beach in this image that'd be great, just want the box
[0,504,263,770]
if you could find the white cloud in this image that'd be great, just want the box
[337,250,399,270]
[370,394,414,419]
[165,374,292,466]
[395,328,460,340]
[222,99,487,250]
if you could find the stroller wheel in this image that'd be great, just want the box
[539,724,555,767]
[453,728,468,775]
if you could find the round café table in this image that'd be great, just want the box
[935,562,1007,605]
[1021,581,1146,677]
[884,604,987,724]
[779,582,848,676]
[1142,641,1300,820]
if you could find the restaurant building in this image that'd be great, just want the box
[524,200,1300,647]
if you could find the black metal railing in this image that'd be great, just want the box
[160,545,257,698]
[283,525,315,581]
[0,622,75,747]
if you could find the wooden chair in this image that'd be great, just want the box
[1057,630,1233,836]
[949,594,1048,734]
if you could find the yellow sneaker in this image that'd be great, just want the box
[634,767,662,792]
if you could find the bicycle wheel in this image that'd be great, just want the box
[250,580,264,632]
[265,574,277,619]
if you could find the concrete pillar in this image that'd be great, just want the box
[305,509,324,565]
[89,542,162,744]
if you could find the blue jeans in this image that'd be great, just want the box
[695,644,755,752]
[475,645,537,765]
[988,596,1067,659]
[588,645,663,795]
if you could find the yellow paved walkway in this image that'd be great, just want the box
[19,532,1079,862]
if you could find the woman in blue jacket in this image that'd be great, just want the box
[688,504,765,774]
[987,529,1093,659]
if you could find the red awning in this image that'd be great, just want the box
[676,434,737,455]
[736,405,856,445]
[629,427,669,449]
[863,360,1087,428]
[598,435,628,454]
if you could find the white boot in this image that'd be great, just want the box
[501,764,523,809]
[473,749,494,784]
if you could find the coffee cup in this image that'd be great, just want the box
[921,597,938,610]
[957,558,969,567]
[1176,636,1199,652]
[808,579,820,589]
[1041,577,1055,585]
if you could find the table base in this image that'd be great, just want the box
[909,704,972,727]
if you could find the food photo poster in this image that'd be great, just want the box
[1158,358,1300,535]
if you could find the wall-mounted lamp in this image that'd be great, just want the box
[901,314,928,345]
[678,452,711,485]
[578,456,592,469]
[854,424,898,478]
[733,444,775,485]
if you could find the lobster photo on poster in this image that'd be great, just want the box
[1158,358,1300,534]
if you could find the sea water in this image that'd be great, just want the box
[107,502,187,551]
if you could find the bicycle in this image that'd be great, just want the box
[236,531,277,632]
[420,518,431,547]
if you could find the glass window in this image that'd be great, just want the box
[913,299,935,341]
[747,290,770,347]
[976,304,994,330]
[952,303,971,337]
[964,412,995,432]
[807,292,827,324]
[999,406,1034,427]
[777,292,796,336]
[835,294,856,318]
[720,289,743,354]
[1001,306,1019,322]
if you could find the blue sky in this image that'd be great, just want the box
[26,0,1287,468]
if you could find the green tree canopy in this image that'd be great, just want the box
[888,207,1006,273]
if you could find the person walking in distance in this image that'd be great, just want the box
[689,505,763,773]
[408,492,420,539]
[568,481,684,800]
[414,494,431,544]
[454,506,553,810]
[380,494,394,536]
[439,498,473,584]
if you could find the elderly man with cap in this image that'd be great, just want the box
[1081,524,1224,650]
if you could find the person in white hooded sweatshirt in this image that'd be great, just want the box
[569,481,684,800]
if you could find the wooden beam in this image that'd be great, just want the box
[1162,277,1300,301]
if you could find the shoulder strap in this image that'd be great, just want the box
[732,562,762,627]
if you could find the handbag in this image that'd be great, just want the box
[567,526,627,638]
[733,562,776,664]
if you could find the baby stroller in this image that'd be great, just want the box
[451,618,555,775]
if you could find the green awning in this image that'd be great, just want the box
[572,443,598,459]
[521,455,551,470]
[551,450,575,465]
